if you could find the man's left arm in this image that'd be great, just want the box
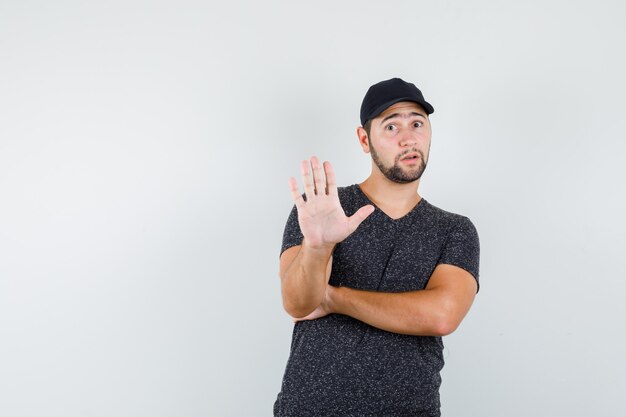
[297,263,477,337]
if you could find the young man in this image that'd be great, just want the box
[274,78,480,417]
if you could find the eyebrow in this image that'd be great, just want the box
[379,112,427,125]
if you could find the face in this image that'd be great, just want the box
[358,101,432,184]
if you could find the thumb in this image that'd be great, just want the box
[347,204,375,232]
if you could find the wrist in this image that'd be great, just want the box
[301,238,335,256]
[327,285,346,315]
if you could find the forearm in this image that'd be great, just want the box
[281,241,334,318]
[331,286,460,337]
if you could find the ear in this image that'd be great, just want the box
[356,127,370,154]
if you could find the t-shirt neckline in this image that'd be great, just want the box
[354,184,427,222]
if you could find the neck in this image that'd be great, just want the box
[359,171,422,211]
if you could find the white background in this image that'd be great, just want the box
[1,1,625,416]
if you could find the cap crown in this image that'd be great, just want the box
[360,78,434,126]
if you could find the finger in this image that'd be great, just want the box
[288,177,305,208]
[300,159,314,201]
[347,204,375,232]
[310,156,325,196]
[323,161,336,196]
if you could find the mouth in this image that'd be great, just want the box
[400,152,420,162]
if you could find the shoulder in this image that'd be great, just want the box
[337,184,358,200]
[335,184,363,216]
[422,200,478,234]
[425,201,481,285]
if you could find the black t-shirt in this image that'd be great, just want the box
[274,184,480,417]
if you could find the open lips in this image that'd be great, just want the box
[400,152,420,161]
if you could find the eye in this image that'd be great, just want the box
[413,121,423,128]
[385,124,397,131]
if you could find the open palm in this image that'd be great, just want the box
[289,156,374,249]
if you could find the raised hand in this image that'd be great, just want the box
[289,156,374,250]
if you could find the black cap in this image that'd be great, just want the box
[360,78,434,126]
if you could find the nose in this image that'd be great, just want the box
[398,130,418,147]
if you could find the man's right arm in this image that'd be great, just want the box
[279,242,333,318]
[280,156,374,319]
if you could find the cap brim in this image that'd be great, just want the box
[368,97,434,124]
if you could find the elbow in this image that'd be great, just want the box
[406,312,459,337]
[281,296,317,319]
[427,304,463,337]
[280,275,324,319]
[283,302,311,320]
[430,318,459,337]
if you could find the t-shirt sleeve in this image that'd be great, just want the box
[280,204,304,256]
[437,215,481,291]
